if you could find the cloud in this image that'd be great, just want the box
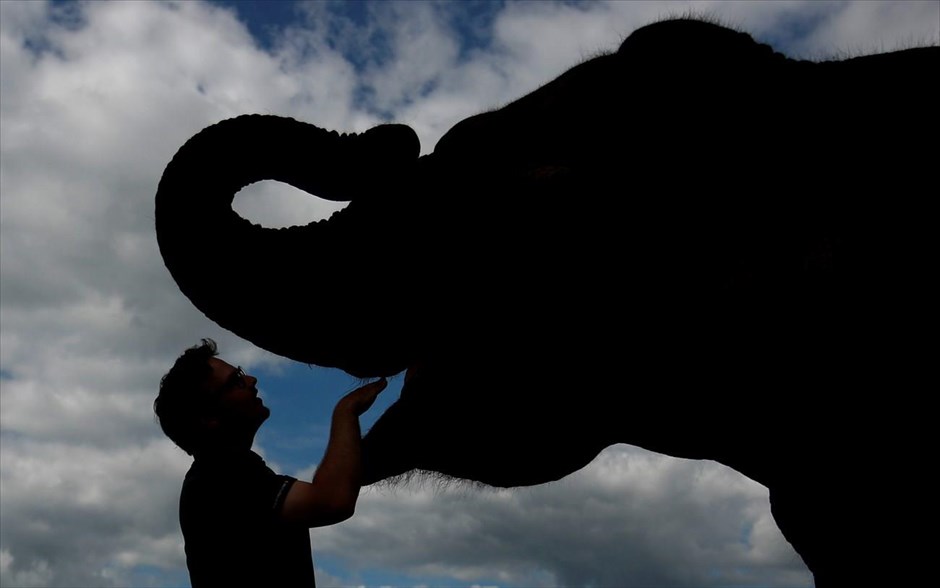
[0,1,355,584]
[1,0,935,586]
[312,445,811,587]
[0,437,191,586]
[781,0,940,57]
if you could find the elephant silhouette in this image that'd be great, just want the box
[156,19,937,587]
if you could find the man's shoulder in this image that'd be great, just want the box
[181,450,296,515]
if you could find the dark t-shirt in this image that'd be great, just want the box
[180,450,315,587]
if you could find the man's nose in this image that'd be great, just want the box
[247,374,258,387]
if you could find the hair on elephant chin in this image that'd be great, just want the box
[368,469,492,495]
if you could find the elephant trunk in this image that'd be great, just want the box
[155,115,420,377]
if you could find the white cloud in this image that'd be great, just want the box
[0,438,191,586]
[0,548,54,588]
[1,1,934,586]
[233,180,349,229]
[312,445,811,587]
[0,1,356,585]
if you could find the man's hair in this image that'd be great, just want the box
[154,338,219,455]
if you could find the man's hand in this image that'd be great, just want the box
[404,363,422,385]
[336,378,387,417]
[281,377,387,528]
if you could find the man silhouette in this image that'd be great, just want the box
[154,339,387,586]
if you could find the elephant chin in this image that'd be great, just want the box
[359,360,616,488]
[155,115,422,376]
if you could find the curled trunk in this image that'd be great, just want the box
[155,115,421,376]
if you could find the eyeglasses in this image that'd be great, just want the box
[213,366,249,396]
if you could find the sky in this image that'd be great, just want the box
[1,1,937,587]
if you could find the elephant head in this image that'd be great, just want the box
[156,19,937,588]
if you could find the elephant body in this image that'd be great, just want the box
[156,20,937,587]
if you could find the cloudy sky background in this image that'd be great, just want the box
[2,1,937,587]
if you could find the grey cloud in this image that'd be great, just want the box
[0,0,361,365]
[313,446,811,587]
[0,1,364,585]
[798,0,939,57]
[0,438,191,587]
[232,180,349,230]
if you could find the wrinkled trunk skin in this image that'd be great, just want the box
[157,19,936,588]
[156,115,422,376]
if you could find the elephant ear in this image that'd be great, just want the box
[155,115,422,377]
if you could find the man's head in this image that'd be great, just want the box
[154,339,268,455]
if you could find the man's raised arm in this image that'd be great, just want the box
[280,378,387,527]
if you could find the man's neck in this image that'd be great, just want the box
[197,435,256,457]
